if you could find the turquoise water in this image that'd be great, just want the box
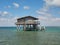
[46,26,60,32]
[0,27,60,45]
[0,27,60,32]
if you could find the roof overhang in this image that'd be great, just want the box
[17,16,38,20]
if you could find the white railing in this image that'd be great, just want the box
[15,20,40,24]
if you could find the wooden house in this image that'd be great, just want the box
[15,16,40,31]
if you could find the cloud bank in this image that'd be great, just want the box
[36,0,60,26]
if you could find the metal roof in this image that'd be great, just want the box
[17,16,38,20]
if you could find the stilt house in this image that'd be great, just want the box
[15,16,40,31]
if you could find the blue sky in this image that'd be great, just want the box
[0,0,60,26]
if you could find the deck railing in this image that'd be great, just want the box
[15,20,40,25]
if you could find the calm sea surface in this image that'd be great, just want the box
[0,27,60,45]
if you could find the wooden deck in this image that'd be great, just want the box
[15,21,40,25]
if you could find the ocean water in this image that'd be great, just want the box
[0,27,60,45]
[46,26,60,32]
[0,26,60,32]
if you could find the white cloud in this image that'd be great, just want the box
[5,3,20,9]
[24,6,30,10]
[0,11,9,16]
[0,16,19,26]
[44,0,60,7]
[36,0,60,26]
[36,8,60,26]
[36,8,52,17]
[3,11,9,15]
[38,16,60,26]
[13,2,20,8]
[5,5,11,8]
[0,11,2,14]
[52,18,60,21]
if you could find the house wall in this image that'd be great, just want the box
[17,18,35,22]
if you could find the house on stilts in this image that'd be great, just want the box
[15,16,40,31]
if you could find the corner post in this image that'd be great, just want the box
[17,25,20,31]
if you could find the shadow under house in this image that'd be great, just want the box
[15,16,40,31]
